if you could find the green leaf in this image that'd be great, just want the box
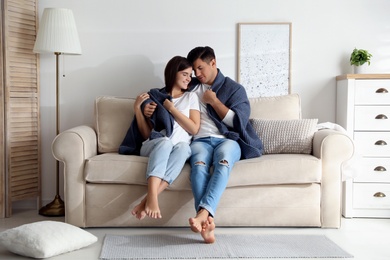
[350,48,372,66]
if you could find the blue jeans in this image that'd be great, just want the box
[190,137,241,217]
[140,137,191,184]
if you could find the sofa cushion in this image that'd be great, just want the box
[249,93,301,119]
[250,119,318,154]
[84,154,321,189]
[85,153,149,184]
[95,96,135,153]
[230,154,321,186]
[0,221,97,258]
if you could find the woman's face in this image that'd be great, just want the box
[174,67,192,90]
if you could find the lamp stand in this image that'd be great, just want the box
[39,52,65,217]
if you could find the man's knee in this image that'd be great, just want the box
[194,161,206,166]
[218,160,229,167]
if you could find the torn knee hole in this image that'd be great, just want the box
[195,161,206,165]
[219,160,229,166]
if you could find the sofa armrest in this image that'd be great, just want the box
[52,125,97,227]
[312,129,354,228]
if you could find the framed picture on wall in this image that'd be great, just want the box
[237,22,292,98]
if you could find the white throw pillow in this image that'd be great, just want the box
[250,118,318,154]
[0,220,97,258]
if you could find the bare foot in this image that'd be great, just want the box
[145,194,162,219]
[189,217,202,233]
[201,216,216,244]
[131,199,147,220]
[189,209,208,233]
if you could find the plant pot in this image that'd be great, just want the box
[353,63,369,74]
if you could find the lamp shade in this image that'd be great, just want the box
[33,8,82,54]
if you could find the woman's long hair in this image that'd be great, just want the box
[164,56,192,94]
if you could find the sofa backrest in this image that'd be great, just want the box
[249,94,301,119]
[95,94,301,154]
[95,96,135,153]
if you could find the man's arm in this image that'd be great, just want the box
[202,89,229,119]
[202,89,236,127]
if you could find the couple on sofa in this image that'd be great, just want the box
[119,46,263,243]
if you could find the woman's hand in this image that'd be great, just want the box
[144,102,157,118]
[134,93,150,110]
[163,99,174,112]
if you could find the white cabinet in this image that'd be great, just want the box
[336,74,390,218]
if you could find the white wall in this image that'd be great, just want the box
[32,0,390,205]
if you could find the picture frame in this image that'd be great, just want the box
[237,22,292,97]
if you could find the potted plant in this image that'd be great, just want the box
[350,48,372,73]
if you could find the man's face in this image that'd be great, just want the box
[192,58,217,86]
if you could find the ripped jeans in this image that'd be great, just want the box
[189,137,241,217]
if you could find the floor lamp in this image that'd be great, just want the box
[33,8,82,216]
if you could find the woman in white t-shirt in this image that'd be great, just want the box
[131,56,200,220]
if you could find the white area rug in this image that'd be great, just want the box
[100,233,353,259]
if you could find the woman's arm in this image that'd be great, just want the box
[163,99,200,135]
[134,93,152,139]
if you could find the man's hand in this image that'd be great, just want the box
[202,89,217,105]
[203,89,230,120]
[143,101,157,118]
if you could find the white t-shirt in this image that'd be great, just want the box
[161,91,200,145]
[191,84,235,139]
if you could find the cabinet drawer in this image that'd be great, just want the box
[354,106,390,131]
[355,80,390,105]
[353,183,390,209]
[353,158,390,183]
[354,132,390,157]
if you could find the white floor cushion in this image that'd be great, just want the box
[0,220,97,258]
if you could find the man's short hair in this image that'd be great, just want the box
[187,46,216,65]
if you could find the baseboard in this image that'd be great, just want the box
[12,199,41,210]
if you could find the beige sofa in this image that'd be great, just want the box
[52,94,354,228]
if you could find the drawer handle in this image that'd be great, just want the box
[375,114,388,120]
[373,192,386,198]
[375,140,388,146]
[374,166,387,172]
[376,88,389,93]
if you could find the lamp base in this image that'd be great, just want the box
[39,195,65,217]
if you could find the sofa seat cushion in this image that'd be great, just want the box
[85,153,321,189]
[85,153,149,185]
[229,154,321,187]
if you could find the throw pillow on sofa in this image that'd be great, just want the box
[250,118,318,154]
